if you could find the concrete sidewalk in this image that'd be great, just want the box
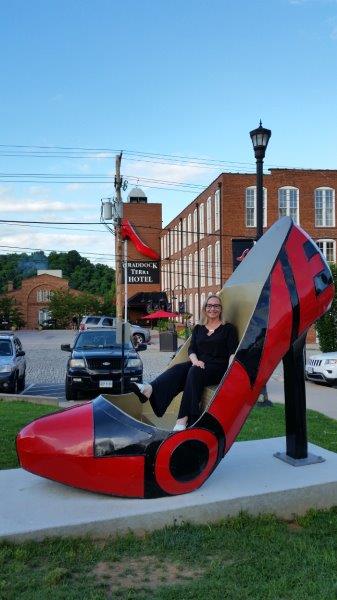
[2,437,337,542]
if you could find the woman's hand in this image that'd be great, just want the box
[190,353,205,369]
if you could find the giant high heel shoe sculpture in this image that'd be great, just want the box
[16,218,334,497]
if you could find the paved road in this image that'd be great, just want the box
[11,329,337,420]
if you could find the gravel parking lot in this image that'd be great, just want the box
[15,329,175,393]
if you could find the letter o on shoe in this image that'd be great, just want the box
[154,429,219,495]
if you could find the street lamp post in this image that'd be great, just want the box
[249,121,272,240]
[250,121,272,408]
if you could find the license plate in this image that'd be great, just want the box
[99,380,113,388]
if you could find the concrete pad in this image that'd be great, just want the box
[2,437,337,542]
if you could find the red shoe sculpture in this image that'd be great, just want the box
[16,218,334,497]
[121,218,160,260]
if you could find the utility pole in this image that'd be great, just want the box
[114,152,123,321]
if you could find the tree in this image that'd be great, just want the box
[316,263,337,352]
[0,296,25,329]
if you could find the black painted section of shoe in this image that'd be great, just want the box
[93,396,168,457]
[303,239,333,296]
[235,279,270,387]
[303,239,319,260]
[197,412,226,458]
[314,266,333,296]
[279,249,300,344]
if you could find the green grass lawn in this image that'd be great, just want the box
[1,400,337,599]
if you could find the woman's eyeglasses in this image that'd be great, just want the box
[205,304,221,309]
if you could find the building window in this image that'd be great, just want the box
[215,241,220,285]
[200,248,205,287]
[315,188,335,227]
[194,293,199,323]
[206,196,212,234]
[188,254,193,288]
[278,187,299,224]
[199,203,204,239]
[214,189,220,230]
[200,292,206,313]
[189,293,193,321]
[193,208,198,243]
[316,239,336,262]
[183,256,188,289]
[187,214,192,246]
[37,289,52,302]
[207,245,212,286]
[194,251,198,288]
[178,222,182,252]
[182,218,187,248]
[245,187,267,227]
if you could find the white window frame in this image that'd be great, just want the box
[193,208,198,243]
[315,187,335,227]
[37,289,52,302]
[188,253,193,288]
[200,292,206,313]
[278,186,299,224]
[215,241,220,285]
[316,239,336,263]
[207,245,212,286]
[182,218,187,248]
[245,186,267,228]
[187,214,192,246]
[194,251,198,288]
[206,196,212,234]
[199,203,204,239]
[194,293,199,323]
[200,247,205,287]
[214,189,220,231]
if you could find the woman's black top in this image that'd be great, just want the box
[188,323,238,370]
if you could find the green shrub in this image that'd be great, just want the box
[316,263,337,352]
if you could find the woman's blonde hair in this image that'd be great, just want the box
[200,294,223,325]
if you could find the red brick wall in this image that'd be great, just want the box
[3,274,82,329]
[162,169,337,342]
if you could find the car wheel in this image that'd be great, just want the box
[9,374,19,394]
[132,333,145,347]
[18,373,26,392]
[65,380,78,401]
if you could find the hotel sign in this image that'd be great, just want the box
[123,261,160,284]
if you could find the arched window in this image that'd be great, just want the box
[278,187,299,224]
[315,188,335,227]
[215,241,221,285]
[199,203,204,239]
[245,186,267,227]
[207,245,212,286]
[206,196,212,234]
[200,248,205,287]
[214,189,220,230]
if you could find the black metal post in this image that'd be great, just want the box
[256,158,264,241]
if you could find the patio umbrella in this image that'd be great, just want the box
[141,309,179,319]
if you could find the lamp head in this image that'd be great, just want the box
[250,120,272,159]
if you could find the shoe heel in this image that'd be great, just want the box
[282,332,308,459]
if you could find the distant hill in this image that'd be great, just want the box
[0,250,115,296]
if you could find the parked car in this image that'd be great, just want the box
[61,328,146,400]
[79,315,151,347]
[0,333,26,393]
[305,351,337,386]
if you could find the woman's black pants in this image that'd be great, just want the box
[150,361,225,425]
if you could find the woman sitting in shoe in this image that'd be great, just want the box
[131,295,238,431]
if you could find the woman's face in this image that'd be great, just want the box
[204,297,222,320]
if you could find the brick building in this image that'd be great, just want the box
[160,169,337,339]
[4,270,82,329]
[118,187,162,322]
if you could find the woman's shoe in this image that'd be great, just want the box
[16,218,334,498]
[129,382,152,404]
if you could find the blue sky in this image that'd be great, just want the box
[1,0,337,267]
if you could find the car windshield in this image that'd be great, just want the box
[0,340,13,356]
[75,331,133,350]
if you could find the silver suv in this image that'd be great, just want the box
[79,316,151,347]
[0,333,26,394]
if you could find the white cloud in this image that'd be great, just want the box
[0,199,73,213]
